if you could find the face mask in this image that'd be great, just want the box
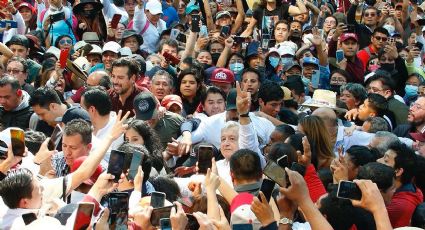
[83,10,96,17]
[368,64,380,72]
[229,63,244,74]
[383,24,395,35]
[405,85,418,97]
[330,84,341,94]
[211,53,221,65]
[380,63,395,72]
[281,57,293,66]
[301,76,310,86]
[269,56,280,68]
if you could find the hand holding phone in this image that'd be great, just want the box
[191,14,200,32]
[197,145,213,174]
[111,14,122,29]
[311,70,320,88]
[59,48,70,69]
[258,179,275,202]
[126,151,143,181]
[73,202,94,230]
[163,52,180,65]
[220,25,231,38]
[337,180,362,200]
[150,205,175,226]
[107,192,129,228]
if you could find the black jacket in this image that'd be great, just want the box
[347,4,373,49]
[0,105,33,130]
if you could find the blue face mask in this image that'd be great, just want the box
[281,57,293,66]
[229,63,244,74]
[269,56,280,68]
[405,85,418,97]
[301,76,310,86]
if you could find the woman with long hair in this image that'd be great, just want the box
[73,0,107,42]
[17,3,37,32]
[176,67,206,116]
[298,115,334,170]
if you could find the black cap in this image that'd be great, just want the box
[55,106,91,124]
[226,88,237,111]
[133,92,158,120]
[283,61,301,73]
[6,35,29,48]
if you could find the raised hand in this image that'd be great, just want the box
[236,81,251,115]
[309,27,323,47]
[109,110,130,140]
[251,192,275,227]
[297,136,312,166]
[279,168,310,205]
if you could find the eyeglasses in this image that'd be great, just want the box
[364,13,376,17]
[324,20,336,24]
[374,36,388,42]
[410,103,425,110]
[366,86,384,93]
[6,69,24,74]
[59,39,72,45]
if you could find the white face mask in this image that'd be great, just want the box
[383,24,395,35]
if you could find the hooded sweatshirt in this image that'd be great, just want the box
[0,91,33,129]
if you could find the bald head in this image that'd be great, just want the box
[86,71,111,89]
[312,107,337,127]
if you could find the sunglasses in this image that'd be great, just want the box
[364,13,376,17]
[374,36,387,41]
[59,39,72,45]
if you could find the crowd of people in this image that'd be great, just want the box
[0,0,425,228]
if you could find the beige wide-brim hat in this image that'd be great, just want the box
[302,89,347,113]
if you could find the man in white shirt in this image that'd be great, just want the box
[81,86,124,162]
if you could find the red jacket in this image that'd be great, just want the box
[357,45,377,71]
[304,164,327,203]
[387,183,423,228]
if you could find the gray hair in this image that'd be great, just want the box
[340,83,367,103]
[152,70,174,88]
[365,117,389,133]
[371,131,400,155]
[221,121,240,133]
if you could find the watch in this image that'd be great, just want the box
[239,112,249,117]
[278,217,293,226]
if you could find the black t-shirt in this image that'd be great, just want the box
[253,3,290,33]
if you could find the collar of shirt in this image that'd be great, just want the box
[234,180,262,195]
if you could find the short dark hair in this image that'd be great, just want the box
[158,38,179,53]
[201,86,226,105]
[111,57,140,79]
[373,27,390,37]
[29,87,62,108]
[267,143,297,165]
[346,145,379,167]
[63,119,92,145]
[98,75,112,90]
[229,149,262,181]
[241,67,262,83]
[319,190,355,230]
[258,81,284,103]
[388,142,417,185]
[82,86,112,116]
[7,56,28,73]
[0,75,21,90]
[357,162,395,192]
[0,168,34,209]
[25,130,46,154]
[150,176,182,202]
[366,93,388,117]
[274,124,295,140]
[365,74,395,91]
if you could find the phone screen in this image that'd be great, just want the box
[111,14,122,29]
[233,224,254,230]
[277,155,289,169]
[127,151,143,181]
[191,14,200,32]
[73,202,94,230]
[151,191,166,208]
[150,205,175,226]
[59,48,70,69]
[48,124,63,151]
[311,70,320,88]
[336,50,344,63]
[258,178,275,202]
[261,34,271,51]
[22,213,37,225]
[160,218,172,230]
[200,25,208,37]
[290,162,306,177]
[263,161,287,187]
[337,181,362,200]
[220,25,231,37]
[107,150,126,182]
[197,145,213,174]
[108,192,129,229]
[10,128,25,156]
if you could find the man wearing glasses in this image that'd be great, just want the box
[6,56,34,95]
[357,27,390,70]
[394,96,425,139]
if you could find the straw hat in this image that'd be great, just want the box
[302,89,347,112]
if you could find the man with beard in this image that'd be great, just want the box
[109,57,144,117]
[393,97,425,139]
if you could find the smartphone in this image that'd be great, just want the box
[200,25,208,37]
[191,14,200,32]
[336,49,344,63]
[127,151,143,181]
[176,32,187,43]
[197,145,213,174]
[233,36,245,44]
[261,34,271,52]
[337,180,362,200]
[163,51,180,65]
[311,70,320,88]
[233,224,254,230]
[277,155,289,169]
[150,205,175,226]
[22,213,37,225]
[50,12,65,24]
[59,48,70,69]
[170,28,180,40]
[258,178,275,202]
[73,202,94,230]
[48,124,63,151]
[160,218,172,230]
[107,192,129,229]
[186,214,200,230]
[290,162,306,177]
[263,160,287,187]
[10,128,25,157]
[111,14,122,29]
[107,150,126,182]
[151,191,166,208]
[220,25,231,38]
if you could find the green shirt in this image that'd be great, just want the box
[154,111,185,148]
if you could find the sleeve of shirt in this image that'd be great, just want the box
[239,122,266,168]
[319,64,330,90]
[12,12,25,35]
[347,4,358,26]
[101,0,115,20]
[180,118,201,133]
[343,130,374,150]
[133,6,147,33]
[190,118,207,144]
[304,164,327,203]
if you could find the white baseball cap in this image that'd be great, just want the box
[102,41,121,54]
[146,0,162,15]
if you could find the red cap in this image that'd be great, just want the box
[210,68,235,84]
[70,156,102,185]
[410,132,425,142]
[230,192,254,213]
[161,94,183,110]
[340,33,358,42]
[18,2,36,15]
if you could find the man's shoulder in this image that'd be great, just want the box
[163,111,185,122]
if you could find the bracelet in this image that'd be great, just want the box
[278,217,293,226]
[239,112,249,117]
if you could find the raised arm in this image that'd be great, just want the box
[202,0,215,32]
[240,17,257,37]
[216,37,233,68]
[133,0,147,33]
[288,0,308,16]
[181,31,198,61]
[231,0,246,34]
[0,42,14,66]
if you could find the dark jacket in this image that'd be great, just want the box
[347,4,373,49]
[0,91,33,129]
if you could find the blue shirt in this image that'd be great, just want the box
[161,1,179,28]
